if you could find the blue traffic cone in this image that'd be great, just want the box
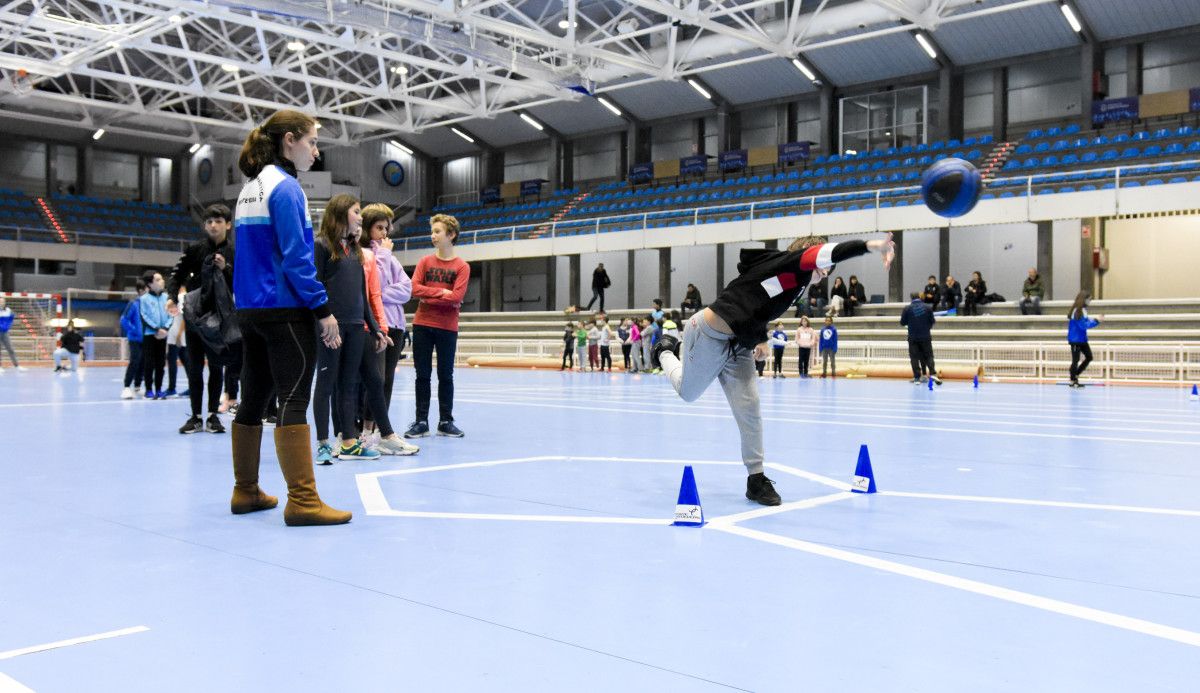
[928,376,934,391]
[672,465,705,526]
[1191,384,1198,401]
[973,374,979,389]
[850,444,877,494]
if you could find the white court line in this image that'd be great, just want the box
[765,462,853,491]
[368,509,672,525]
[878,491,1200,517]
[0,626,149,661]
[0,399,151,409]
[0,673,34,693]
[707,492,855,526]
[711,523,1200,648]
[454,397,1200,447]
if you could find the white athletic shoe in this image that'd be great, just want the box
[377,436,419,456]
[0,367,5,374]
[121,387,134,399]
[16,366,27,371]
[362,430,382,450]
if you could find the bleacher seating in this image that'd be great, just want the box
[0,188,195,251]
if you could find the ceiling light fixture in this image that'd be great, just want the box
[914,33,937,60]
[188,143,201,154]
[520,113,544,131]
[220,63,239,73]
[168,14,182,23]
[92,128,105,140]
[1060,3,1083,33]
[389,139,413,155]
[557,20,578,30]
[687,79,711,100]
[286,41,305,51]
[597,97,622,116]
[451,127,475,143]
[791,57,816,81]
[391,65,409,75]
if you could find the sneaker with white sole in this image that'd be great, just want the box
[206,414,226,434]
[361,430,382,450]
[377,436,419,456]
[179,416,204,435]
[404,421,430,438]
[315,441,335,465]
[436,420,465,438]
[121,387,134,399]
[339,440,381,460]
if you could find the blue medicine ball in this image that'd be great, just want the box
[920,158,982,218]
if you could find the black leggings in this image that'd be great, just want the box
[184,328,224,416]
[600,345,612,371]
[123,341,143,387]
[561,343,573,369]
[232,317,317,428]
[360,336,395,437]
[381,327,405,409]
[142,337,166,392]
[798,347,811,376]
[413,324,458,423]
[621,343,632,369]
[772,349,784,375]
[167,344,186,392]
[1069,342,1093,381]
[224,343,242,400]
[908,338,935,379]
[313,325,366,442]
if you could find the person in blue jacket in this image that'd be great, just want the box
[1067,291,1101,388]
[0,296,25,372]
[819,316,838,378]
[229,109,349,527]
[139,271,171,398]
[120,280,146,398]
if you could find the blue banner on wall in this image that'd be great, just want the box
[1190,88,1200,113]
[520,179,544,196]
[718,149,747,173]
[629,162,654,183]
[480,185,501,203]
[778,141,810,164]
[679,154,708,176]
[1091,97,1139,125]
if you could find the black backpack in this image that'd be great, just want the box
[183,256,241,355]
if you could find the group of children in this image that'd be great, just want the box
[561,301,682,374]
[761,316,839,378]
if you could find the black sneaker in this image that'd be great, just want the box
[931,374,943,386]
[651,334,681,370]
[746,473,782,506]
[179,416,203,435]
[437,420,465,438]
[206,414,226,434]
[263,414,278,426]
[911,378,921,384]
[404,421,430,438]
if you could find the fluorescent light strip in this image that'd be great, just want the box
[389,139,413,155]
[597,97,622,116]
[915,33,937,60]
[791,57,816,81]
[188,143,201,154]
[519,113,544,131]
[451,127,475,143]
[687,79,711,100]
[92,128,105,140]
[1060,3,1082,33]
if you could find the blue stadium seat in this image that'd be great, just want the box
[1064,124,1079,134]
[1143,145,1162,157]
[1080,184,1097,191]
[1169,177,1187,184]
[1120,147,1141,158]
[1124,181,1141,188]
[1028,129,1044,138]
[1113,133,1130,143]
[1047,127,1062,137]
[1146,179,1164,186]
[1034,142,1050,153]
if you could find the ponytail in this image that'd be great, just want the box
[238,110,318,178]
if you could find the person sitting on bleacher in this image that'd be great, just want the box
[681,284,703,318]
[846,275,866,317]
[964,271,987,316]
[829,276,847,316]
[920,275,940,307]
[1020,268,1044,315]
[941,275,962,313]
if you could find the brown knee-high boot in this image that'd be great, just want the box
[231,422,279,514]
[274,424,352,526]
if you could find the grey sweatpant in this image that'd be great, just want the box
[660,314,764,475]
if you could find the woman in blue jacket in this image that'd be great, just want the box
[139,271,171,398]
[1067,291,1101,388]
[229,109,349,527]
[120,280,146,398]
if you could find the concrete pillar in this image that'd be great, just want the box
[819,85,836,154]
[569,254,581,308]
[627,249,636,308]
[939,67,964,142]
[1,257,14,293]
[618,130,629,180]
[1036,221,1053,300]
[1080,44,1099,132]
[488,260,503,311]
[1081,217,1098,297]
[174,155,187,208]
[658,247,671,305]
[1125,42,1142,97]
[546,256,557,310]
[716,243,725,292]
[939,227,950,280]
[888,232,904,302]
[426,158,442,212]
[560,139,574,190]
[546,137,560,192]
[992,68,1008,142]
[695,117,706,155]
[80,146,94,195]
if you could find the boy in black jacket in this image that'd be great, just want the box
[653,233,895,505]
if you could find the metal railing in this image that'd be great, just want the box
[395,157,1200,253]
[0,224,189,253]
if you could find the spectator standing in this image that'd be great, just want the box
[139,271,171,398]
[629,319,644,373]
[586,320,601,371]
[819,316,838,377]
[585,263,611,312]
[597,318,613,372]
[640,317,657,372]
[1021,268,1045,315]
[561,321,575,371]
[574,322,588,372]
[900,292,941,385]
[363,203,412,414]
[617,318,632,371]
[0,297,25,372]
[794,316,815,378]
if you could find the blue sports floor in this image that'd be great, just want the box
[1,366,1199,691]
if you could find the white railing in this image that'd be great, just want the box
[447,339,1200,383]
[0,224,189,253]
[396,157,1200,253]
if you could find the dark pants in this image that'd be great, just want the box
[561,343,573,369]
[166,344,186,392]
[1020,296,1042,315]
[123,341,143,387]
[772,349,784,375]
[314,325,366,442]
[908,338,935,379]
[142,337,166,393]
[600,345,612,371]
[223,343,242,400]
[381,327,405,409]
[964,294,981,315]
[798,347,811,376]
[585,288,605,312]
[184,327,224,416]
[360,337,395,437]
[1069,342,1093,381]
[232,317,316,428]
[413,324,458,423]
[621,343,632,369]
[755,359,765,376]
[680,300,701,318]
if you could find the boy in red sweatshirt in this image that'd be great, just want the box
[405,214,471,438]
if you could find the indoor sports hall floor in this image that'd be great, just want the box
[1,366,1198,692]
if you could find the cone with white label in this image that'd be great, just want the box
[1190,384,1198,401]
[850,444,877,494]
[672,465,705,527]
